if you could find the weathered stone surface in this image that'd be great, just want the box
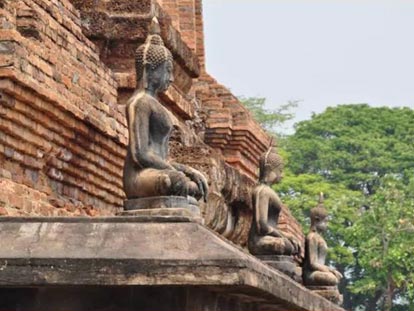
[118,207,203,224]
[0,286,280,311]
[306,286,343,305]
[0,217,345,311]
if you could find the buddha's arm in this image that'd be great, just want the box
[272,193,301,250]
[129,103,173,170]
[307,236,330,273]
[255,192,282,237]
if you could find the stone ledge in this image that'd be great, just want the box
[0,217,344,311]
[0,216,196,223]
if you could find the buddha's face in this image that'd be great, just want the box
[147,60,174,93]
[266,166,283,185]
[316,217,328,232]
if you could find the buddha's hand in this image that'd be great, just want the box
[266,228,282,238]
[185,167,209,202]
[330,268,343,280]
[290,238,301,255]
[172,163,208,202]
[284,233,301,255]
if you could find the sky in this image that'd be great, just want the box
[202,0,414,131]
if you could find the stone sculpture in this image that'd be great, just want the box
[303,193,343,303]
[248,146,300,278]
[122,17,208,211]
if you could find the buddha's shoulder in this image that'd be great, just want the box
[127,91,157,108]
[306,232,320,241]
[253,184,272,193]
[253,185,276,199]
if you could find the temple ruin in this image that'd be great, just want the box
[0,0,344,310]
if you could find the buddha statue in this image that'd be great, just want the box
[248,146,300,258]
[122,17,208,210]
[303,193,343,303]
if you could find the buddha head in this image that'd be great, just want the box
[310,193,328,232]
[259,147,284,185]
[135,17,174,94]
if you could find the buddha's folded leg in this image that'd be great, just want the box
[252,236,291,255]
[126,168,172,198]
[305,271,339,286]
[126,168,198,198]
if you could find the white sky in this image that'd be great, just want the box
[203,0,414,130]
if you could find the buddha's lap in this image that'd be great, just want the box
[306,271,338,285]
[129,168,193,196]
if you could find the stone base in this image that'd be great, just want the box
[123,196,199,212]
[118,208,203,224]
[306,286,343,305]
[257,255,301,281]
[121,196,202,223]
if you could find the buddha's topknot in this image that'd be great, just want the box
[135,17,173,82]
[310,193,328,223]
[259,147,284,182]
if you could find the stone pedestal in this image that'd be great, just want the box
[124,196,199,211]
[257,255,302,282]
[306,286,343,305]
[120,196,202,223]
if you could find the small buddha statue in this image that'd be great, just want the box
[122,17,208,208]
[248,147,300,256]
[303,193,343,303]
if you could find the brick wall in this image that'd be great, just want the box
[0,0,124,216]
[159,0,205,70]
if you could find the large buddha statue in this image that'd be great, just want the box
[303,193,343,303]
[123,17,208,210]
[248,147,300,277]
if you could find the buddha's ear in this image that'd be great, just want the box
[142,64,152,89]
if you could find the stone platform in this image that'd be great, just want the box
[306,286,343,305]
[257,255,302,282]
[0,216,344,311]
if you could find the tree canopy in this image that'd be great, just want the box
[278,104,414,311]
[286,104,414,194]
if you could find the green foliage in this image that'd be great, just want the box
[280,104,414,310]
[238,96,298,135]
[347,175,414,311]
[286,104,414,194]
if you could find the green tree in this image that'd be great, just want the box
[348,175,414,311]
[281,104,414,310]
[286,104,414,194]
[238,96,298,135]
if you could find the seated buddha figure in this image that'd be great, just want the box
[123,17,208,204]
[303,194,343,286]
[248,147,300,256]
